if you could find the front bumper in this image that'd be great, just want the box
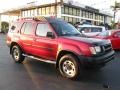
[79,50,115,66]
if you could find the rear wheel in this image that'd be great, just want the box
[11,45,25,63]
[59,54,80,79]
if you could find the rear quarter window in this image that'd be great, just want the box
[9,22,23,33]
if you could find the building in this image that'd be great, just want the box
[1,0,113,25]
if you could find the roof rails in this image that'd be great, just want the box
[17,16,47,22]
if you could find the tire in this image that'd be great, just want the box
[11,45,25,63]
[59,54,80,80]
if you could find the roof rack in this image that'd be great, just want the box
[17,16,47,22]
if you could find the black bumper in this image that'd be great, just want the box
[79,50,115,66]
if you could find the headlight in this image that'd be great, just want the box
[89,46,101,55]
[95,46,101,52]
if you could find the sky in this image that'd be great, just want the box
[0,0,120,21]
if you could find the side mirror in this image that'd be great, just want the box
[46,32,55,39]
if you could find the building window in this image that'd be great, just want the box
[68,17,73,24]
[27,10,31,17]
[73,18,77,24]
[69,7,73,15]
[51,6,55,14]
[46,7,50,15]
[73,8,77,16]
[82,11,85,17]
[24,11,28,17]
[79,10,82,17]
[90,12,93,19]
[95,14,98,20]
[101,16,104,21]
[64,16,69,22]
[64,6,69,14]
[77,9,80,16]
[30,10,34,16]
[42,7,46,15]
[38,8,42,15]
[22,11,25,17]
[61,6,64,14]
[85,12,89,18]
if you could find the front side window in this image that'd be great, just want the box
[36,23,52,37]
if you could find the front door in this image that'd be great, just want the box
[32,23,58,60]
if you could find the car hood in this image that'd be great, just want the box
[63,36,110,45]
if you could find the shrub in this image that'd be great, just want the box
[1,21,9,33]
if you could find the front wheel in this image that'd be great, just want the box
[59,54,81,80]
[11,45,25,63]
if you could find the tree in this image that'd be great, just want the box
[1,21,9,33]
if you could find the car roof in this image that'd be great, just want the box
[16,17,64,23]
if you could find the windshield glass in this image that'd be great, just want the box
[50,21,81,36]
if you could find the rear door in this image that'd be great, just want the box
[32,22,58,60]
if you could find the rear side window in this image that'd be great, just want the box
[21,22,33,35]
[36,23,52,37]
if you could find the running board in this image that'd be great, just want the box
[22,54,56,64]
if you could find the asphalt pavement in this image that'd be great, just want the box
[0,34,120,90]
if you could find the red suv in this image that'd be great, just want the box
[6,17,114,79]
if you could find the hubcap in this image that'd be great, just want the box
[13,48,19,60]
[62,60,76,77]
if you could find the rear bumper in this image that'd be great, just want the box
[79,50,115,66]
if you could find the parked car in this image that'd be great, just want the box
[92,30,120,50]
[6,17,114,79]
[77,24,108,36]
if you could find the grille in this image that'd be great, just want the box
[103,44,112,52]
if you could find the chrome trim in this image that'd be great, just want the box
[23,54,56,64]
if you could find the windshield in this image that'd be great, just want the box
[50,21,81,36]
[78,27,102,33]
